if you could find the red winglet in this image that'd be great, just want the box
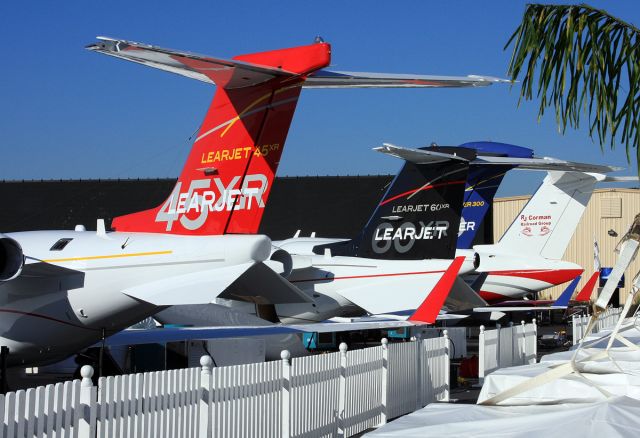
[574,272,599,302]
[408,256,466,324]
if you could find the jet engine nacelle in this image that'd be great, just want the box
[454,248,480,273]
[269,248,293,278]
[0,235,24,281]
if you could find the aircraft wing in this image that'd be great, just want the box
[102,319,421,347]
[105,258,472,347]
[123,262,312,306]
[87,37,507,90]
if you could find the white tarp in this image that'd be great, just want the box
[366,396,640,437]
[574,323,640,349]
[478,347,640,405]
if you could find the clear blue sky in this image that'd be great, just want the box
[1,1,638,196]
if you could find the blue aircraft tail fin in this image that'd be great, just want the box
[553,275,582,307]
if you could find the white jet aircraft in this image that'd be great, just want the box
[0,37,506,366]
[158,146,492,331]
[270,143,635,304]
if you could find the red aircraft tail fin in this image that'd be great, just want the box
[409,256,466,324]
[575,272,599,302]
[89,39,331,235]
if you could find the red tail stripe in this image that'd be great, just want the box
[409,256,466,324]
[575,272,599,302]
[379,180,466,206]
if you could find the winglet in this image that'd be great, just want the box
[574,272,599,302]
[552,275,581,307]
[408,256,466,324]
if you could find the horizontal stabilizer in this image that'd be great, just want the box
[123,262,256,305]
[87,37,507,90]
[444,276,488,312]
[220,262,312,304]
[375,143,470,164]
[474,156,621,173]
[603,176,639,182]
[305,70,508,88]
[87,37,329,89]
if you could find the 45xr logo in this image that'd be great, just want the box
[155,174,268,231]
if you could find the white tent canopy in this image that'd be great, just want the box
[366,396,640,437]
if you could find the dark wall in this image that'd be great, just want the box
[0,176,392,240]
[261,176,393,239]
[0,177,494,243]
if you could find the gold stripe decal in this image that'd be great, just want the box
[43,250,173,263]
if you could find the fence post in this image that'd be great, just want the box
[478,325,485,384]
[572,315,577,345]
[281,350,291,438]
[442,330,450,402]
[79,365,96,437]
[199,355,213,438]
[520,320,526,365]
[532,318,537,362]
[495,323,501,369]
[379,338,388,427]
[337,342,348,437]
[414,334,423,409]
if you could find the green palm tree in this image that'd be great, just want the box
[506,4,639,168]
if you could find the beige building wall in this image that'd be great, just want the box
[493,188,640,304]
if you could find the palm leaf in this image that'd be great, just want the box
[506,4,640,171]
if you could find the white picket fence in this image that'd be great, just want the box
[572,307,624,345]
[0,335,451,438]
[418,327,467,359]
[478,320,537,381]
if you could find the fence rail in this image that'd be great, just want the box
[478,320,537,381]
[572,307,624,345]
[0,335,451,438]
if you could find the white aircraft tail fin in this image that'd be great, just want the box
[495,171,600,260]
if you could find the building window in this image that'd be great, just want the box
[601,197,622,218]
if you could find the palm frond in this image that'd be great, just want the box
[506,4,640,168]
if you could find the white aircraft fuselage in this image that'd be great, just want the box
[272,237,582,303]
[0,230,270,366]
[471,245,583,301]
